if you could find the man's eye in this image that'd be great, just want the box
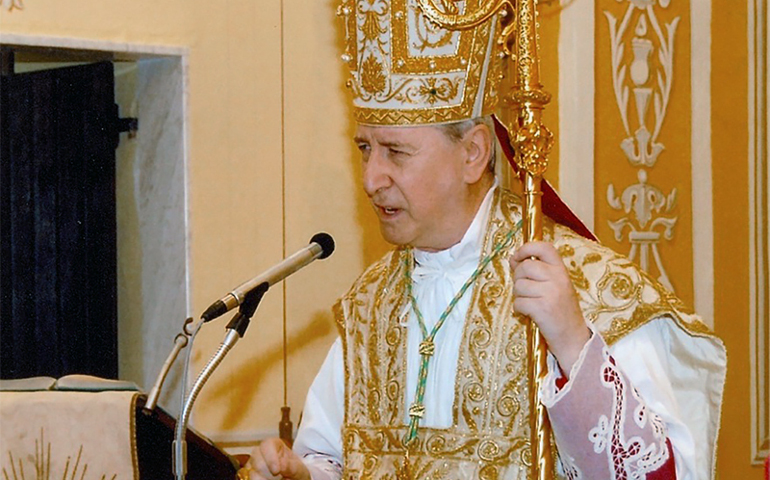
[388,148,405,156]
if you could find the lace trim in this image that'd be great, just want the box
[588,348,670,479]
[303,453,343,480]
[560,454,584,480]
[541,330,597,406]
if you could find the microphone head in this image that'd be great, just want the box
[310,232,335,259]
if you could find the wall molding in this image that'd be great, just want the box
[690,0,714,329]
[749,0,770,465]
[0,33,187,58]
[559,0,595,231]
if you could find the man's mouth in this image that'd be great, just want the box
[376,204,401,217]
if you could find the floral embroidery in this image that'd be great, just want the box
[589,415,610,454]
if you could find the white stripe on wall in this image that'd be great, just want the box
[691,0,714,329]
[749,0,770,464]
[559,0,595,231]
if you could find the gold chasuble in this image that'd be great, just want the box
[332,188,717,480]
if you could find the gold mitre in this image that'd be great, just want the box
[338,0,504,126]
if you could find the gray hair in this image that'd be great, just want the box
[436,115,498,173]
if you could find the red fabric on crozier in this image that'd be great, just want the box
[492,116,597,241]
[645,439,677,480]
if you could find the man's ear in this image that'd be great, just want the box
[462,123,493,184]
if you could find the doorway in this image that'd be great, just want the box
[1,59,121,379]
[0,40,189,414]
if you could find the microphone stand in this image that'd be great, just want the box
[173,283,270,480]
[143,317,197,413]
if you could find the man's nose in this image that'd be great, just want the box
[362,150,391,197]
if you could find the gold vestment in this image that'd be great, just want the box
[332,188,718,480]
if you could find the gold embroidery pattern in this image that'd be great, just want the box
[391,0,467,72]
[361,8,387,43]
[335,188,716,478]
[410,77,461,105]
[551,226,718,346]
[411,3,456,52]
[482,192,530,441]
[343,425,530,480]
[361,56,388,94]
[339,190,532,479]
[340,0,504,125]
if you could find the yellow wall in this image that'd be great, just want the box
[0,0,765,476]
[540,2,561,189]
[711,0,761,477]
[0,0,383,443]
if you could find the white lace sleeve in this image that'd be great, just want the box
[303,454,343,480]
[543,331,676,480]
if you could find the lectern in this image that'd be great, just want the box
[0,389,238,480]
[135,395,238,479]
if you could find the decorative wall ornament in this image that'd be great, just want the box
[604,0,680,292]
[1,0,23,11]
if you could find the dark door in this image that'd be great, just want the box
[1,61,119,379]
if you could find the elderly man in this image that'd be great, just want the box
[241,2,726,479]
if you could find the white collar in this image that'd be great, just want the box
[413,181,497,272]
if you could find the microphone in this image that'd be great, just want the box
[201,232,335,322]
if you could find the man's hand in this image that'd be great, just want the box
[509,241,591,376]
[239,438,311,480]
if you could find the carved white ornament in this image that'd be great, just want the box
[604,1,680,292]
[1,0,23,11]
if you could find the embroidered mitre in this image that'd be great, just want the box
[332,189,719,480]
[337,0,504,126]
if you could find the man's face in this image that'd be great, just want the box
[355,124,477,251]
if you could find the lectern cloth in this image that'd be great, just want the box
[0,390,139,480]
